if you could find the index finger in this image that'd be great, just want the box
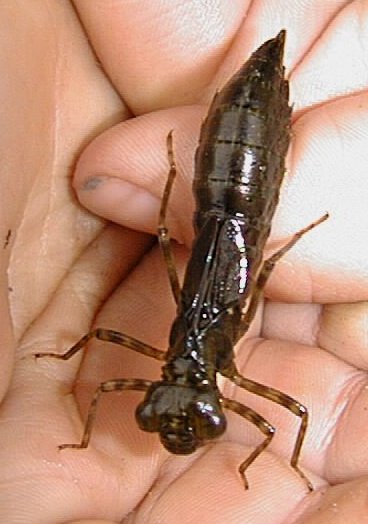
[73,0,349,113]
[73,0,248,113]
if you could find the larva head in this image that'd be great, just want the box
[135,383,227,454]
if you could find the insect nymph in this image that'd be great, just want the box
[36,30,327,490]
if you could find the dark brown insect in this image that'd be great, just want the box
[35,30,328,490]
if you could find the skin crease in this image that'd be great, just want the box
[1,0,368,522]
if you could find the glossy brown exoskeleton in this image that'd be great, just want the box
[35,30,328,490]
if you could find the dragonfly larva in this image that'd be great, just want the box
[36,30,328,491]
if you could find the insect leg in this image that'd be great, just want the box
[58,378,152,450]
[240,213,329,335]
[221,397,274,489]
[222,367,313,491]
[34,328,165,361]
[157,130,181,304]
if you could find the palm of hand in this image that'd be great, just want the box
[1,2,368,523]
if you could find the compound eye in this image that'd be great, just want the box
[135,400,160,432]
[193,399,226,440]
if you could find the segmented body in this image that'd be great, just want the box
[137,31,292,453]
[190,31,291,336]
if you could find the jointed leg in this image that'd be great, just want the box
[232,215,328,487]
[221,397,275,489]
[239,213,329,336]
[157,130,181,304]
[221,367,313,491]
[34,328,165,361]
[58,378,152,450]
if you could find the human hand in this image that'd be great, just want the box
[1,2,368,523]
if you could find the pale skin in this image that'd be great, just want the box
[1,1,368,523]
